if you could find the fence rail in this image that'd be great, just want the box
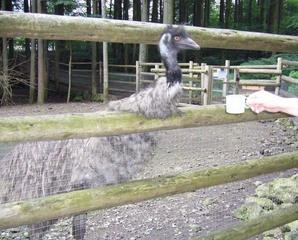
[54,57,298,103]
[1,150,297,231]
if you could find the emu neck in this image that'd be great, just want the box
[161,51,182,85]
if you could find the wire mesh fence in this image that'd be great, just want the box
[0,119,297,240]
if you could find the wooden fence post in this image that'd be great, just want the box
[99,61,103,93]
[135,61,140,92]
[207,65,213,104]
[233,68,240,94]
[222,60,230,98]
[154,63,160,80]
[201,63,207,105]
[189,61,194,104]
[275,57,282,95]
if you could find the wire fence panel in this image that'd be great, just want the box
[0,119,297,239]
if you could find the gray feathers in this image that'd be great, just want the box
[0,133,157,239]
[108,77,183,119]
[108,25,199,119]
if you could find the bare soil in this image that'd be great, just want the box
[0,102,297,240]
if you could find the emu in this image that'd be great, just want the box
[0,134,157,239]
[108,25,200,119]
[0,25,200,240]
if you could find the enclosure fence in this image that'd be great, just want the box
[53,57,298,105]
[2,11,298,239]
[1,106,298,239]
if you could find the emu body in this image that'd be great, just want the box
[108,25,200,119]
[0,134,156,239]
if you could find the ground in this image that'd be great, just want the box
[0,102,298,240]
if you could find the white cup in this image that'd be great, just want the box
[226,95,248,114]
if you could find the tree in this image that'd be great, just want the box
[163,0,174,24]
[193,0,203,27]
[203,0,211,27]
[37,0,47,104]
[152,0,159,23]
[268,0,282,34]
[139,0,149,72]
[225,0,232,28]
[29,0,37,103]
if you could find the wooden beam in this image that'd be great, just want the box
[1,11,298,53]
[0,105,288,143]
[0,151,298,231]
[197,202,298,240]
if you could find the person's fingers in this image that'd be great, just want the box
[246,97,264,106]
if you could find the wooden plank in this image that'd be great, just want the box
[182,86,204,91]
[239,80,279,86]
[281,75,298,84]
[1,11,298,52]
[231,65,277,69]
[282,59,298,67]
[150,69,206,73]
[0,105,288,144]
[197,202,298,240]
[239,69,282,74]
[1,151,298,231]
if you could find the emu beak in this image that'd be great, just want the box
[180,37,201,50]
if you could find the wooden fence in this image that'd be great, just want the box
[136,57,298,105]
[136,61,212,105]
[2,10,298,239]
[1,106,297,240]
[55,57,298,105]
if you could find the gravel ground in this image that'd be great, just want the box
[0,102,298,240]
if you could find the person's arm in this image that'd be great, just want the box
[246,90,298,117]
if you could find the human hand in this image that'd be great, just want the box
[246,90,284,114]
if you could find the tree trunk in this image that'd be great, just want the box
[203,0,210,27]
[139,0,149,72]
[1,37,9,105]
[53,2,64,91]
[123,0,129,20]
[163,0,174,24]
[132,0,141,62]
[86,0,91,16]
[219,0,224,28]
[102,0,108,103]
[133,0,141,21]
[123,0,129,69]
[179,0,188,24]
[269,0,282,34]
[37,37,44,104]
[24,0,30,59]
[152,0,158,23]
[225,0,232,28]
[29,0,37,103]
[193,0,203,27]
[91,0,98,96]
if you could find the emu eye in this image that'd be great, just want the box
[174,35,181,41]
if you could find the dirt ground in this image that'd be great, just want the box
[1,102,298,240]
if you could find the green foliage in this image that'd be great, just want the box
[289,70,298,79]
[47,0,84,15]
[240,54,298,80]
[288,71,298,95]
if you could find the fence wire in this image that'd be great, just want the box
[0,119,297,240]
